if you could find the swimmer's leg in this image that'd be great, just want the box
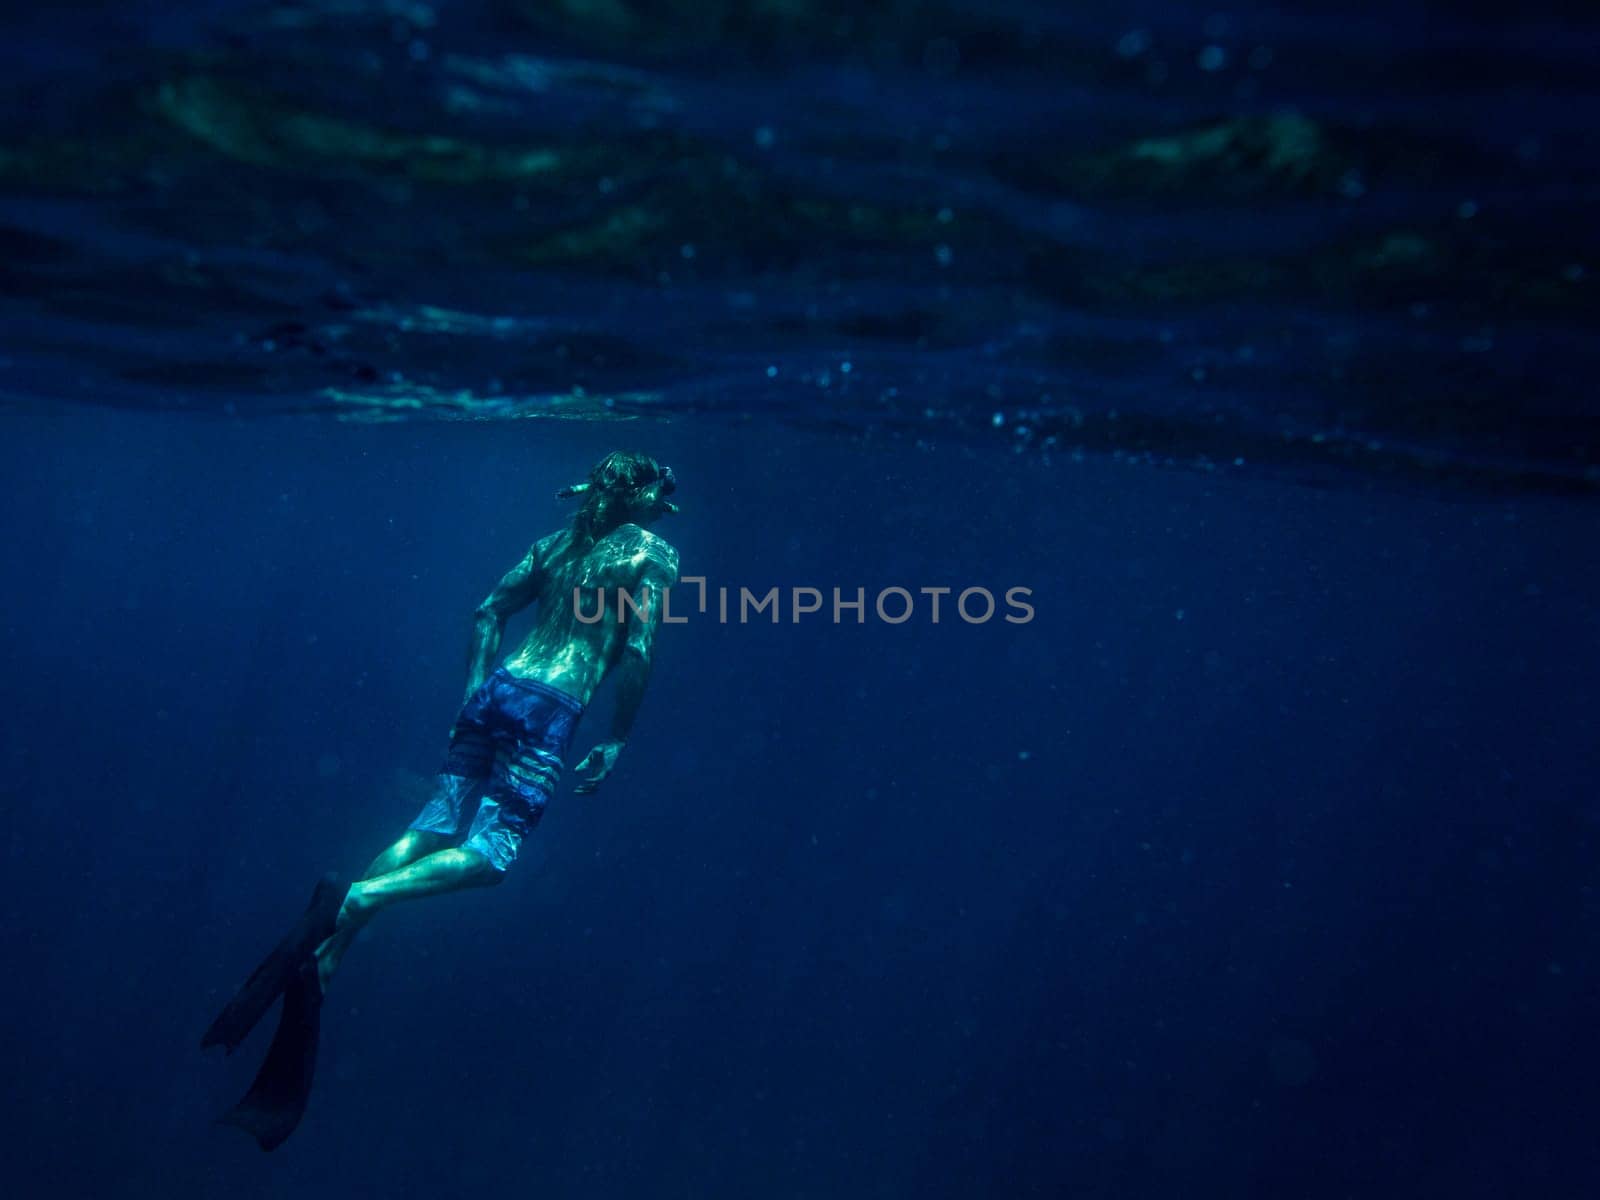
[314,829,455,990]
[343,843,504,926]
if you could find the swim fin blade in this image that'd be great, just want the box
[219,960,324,1151]
[201,873,346,1054]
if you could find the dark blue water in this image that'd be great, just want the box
[3,2,1599,1197]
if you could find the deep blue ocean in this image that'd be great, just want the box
[3,2,1598,1197]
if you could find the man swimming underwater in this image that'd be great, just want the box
[201,450,680,1150]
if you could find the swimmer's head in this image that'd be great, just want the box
[559,450,677,535]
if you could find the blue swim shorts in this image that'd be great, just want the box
[409,668,584,871]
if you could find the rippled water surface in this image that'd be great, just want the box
[4,0,1598,493]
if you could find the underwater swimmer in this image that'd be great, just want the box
[201,450,680,1150]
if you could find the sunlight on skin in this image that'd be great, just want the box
[314,452,680,994]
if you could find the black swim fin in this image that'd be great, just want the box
[201,873,346,1054]
[219,958,325,1151]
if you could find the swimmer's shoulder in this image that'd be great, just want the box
[602,523,679,586]
[529,529,572,572]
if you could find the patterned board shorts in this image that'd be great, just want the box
[409,668,584,871]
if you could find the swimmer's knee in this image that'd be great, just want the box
[458,845,509,883]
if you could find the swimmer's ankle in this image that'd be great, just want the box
[337,883,375,930]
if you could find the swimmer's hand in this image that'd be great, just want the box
[573,740,625,794]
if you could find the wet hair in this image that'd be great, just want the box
[571,450,669,541]
[590,450,667,494]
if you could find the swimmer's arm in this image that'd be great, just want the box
[464,543,544,699]
[610,589,661,741]
[574,544,676,794]
[572,586,659,795]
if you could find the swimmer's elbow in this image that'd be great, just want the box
[618,639,653,669]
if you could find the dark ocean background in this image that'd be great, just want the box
[3,1,1599,1197]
